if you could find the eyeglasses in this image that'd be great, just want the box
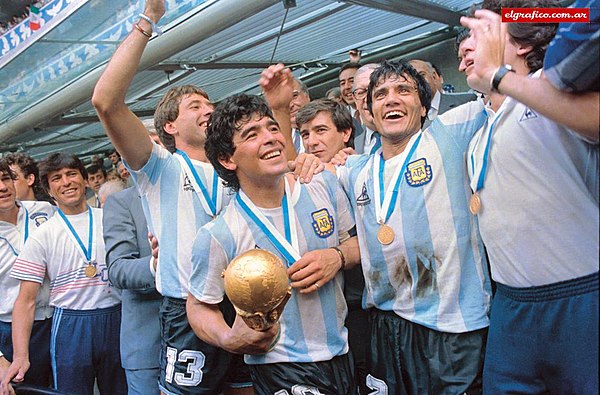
[352,88,368,101]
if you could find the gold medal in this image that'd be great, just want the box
[377,224,395,245]
[84,263,97,278]
[469,193,481,215]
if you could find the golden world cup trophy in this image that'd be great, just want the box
[222,249,292,333]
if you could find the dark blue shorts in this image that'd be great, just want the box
[484,272,599,394]
[158,297,251,395]
[0,318,52,387]
[51,305,126,395]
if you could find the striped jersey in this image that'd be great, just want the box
[189,172,354,364]
[11,208,120,310]
[337,101,492,333]
[468,73,599,287]
[0,200,55,321]
[128,143,230,299]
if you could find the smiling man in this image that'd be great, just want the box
[335,60,491,394]
[2,153,125,395]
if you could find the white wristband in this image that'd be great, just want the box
[149,256,157,277]
[138,13,163,36]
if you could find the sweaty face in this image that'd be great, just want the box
[352,70,376,131]
[87,170,106,193]
[168,93,214,150]
[289,81,310,129]
[339,68,358,107]
[299,111,351,163]
[370,74,426,141]
[222,114,288,188]
[0,171,17,213]
[47,168,87,212]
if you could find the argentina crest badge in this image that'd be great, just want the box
[405,158,432,187]
[311,208,335,238]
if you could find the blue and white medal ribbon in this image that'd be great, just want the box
[372,132,422,245]
[236,177,301,266]
[468,110,503,215]
[175,150,222,219]
[57,206,97,277]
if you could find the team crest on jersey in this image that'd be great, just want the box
[311,208,335,238]
[520,107,538,121]
[30,212,48,227]
[182,174,195,192]
[405,158,432,187]
[356,182,371,206]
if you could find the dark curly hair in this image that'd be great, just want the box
[367,60,432,128]
[205,94,275,192]
[483,0,558,72]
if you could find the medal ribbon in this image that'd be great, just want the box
[469,111,503,193]
[373,132,422,225]
[236,177,301,265]
[57,206,96,264]
[0,207,29,256]
[175,150,221,217]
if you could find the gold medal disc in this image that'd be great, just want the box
[469,193,481,215]
[84,264,97,278]
[377,224,395,245]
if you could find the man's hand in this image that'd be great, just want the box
[222,315,280,355]
[0,357,29,395]
[460,10,506,94]
[330,147,355,166]
[0,357,15,395]
[288,248,343,294]
[142,0,166,23]
[259,64,294,112]
[288,153,324,183]
[148,232,159,271]
[348,49,362,63]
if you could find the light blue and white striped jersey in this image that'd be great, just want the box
[337,101,492,333]
[468,72,599,287]
[128,143,230,299]
[189,172,354,364]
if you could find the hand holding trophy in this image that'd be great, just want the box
[222,249,292,350]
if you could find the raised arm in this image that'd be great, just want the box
[460,10,599,141]
[92,0,166,169]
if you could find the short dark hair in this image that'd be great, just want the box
[295,98,355,148]
[39,153,87,192]
[0,159,16,180]
[482,0,558,72]
[2,152,53,201]
[86,164,106,178]
[367,60,432,128]
[339,62,362,76]
[205,94,274,192]
[154,85,211,153]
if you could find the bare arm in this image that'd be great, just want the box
[0,281,39,394]
[460,10,599,141]
[92,0,166,169]
[186,295,278,355]
[0,356,15,395]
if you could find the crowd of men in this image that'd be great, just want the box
[0,0,597,394]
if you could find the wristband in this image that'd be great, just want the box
[491,64,514,93]
[138,13,163,36]
[133,23,151,38]
[331,246,346,270]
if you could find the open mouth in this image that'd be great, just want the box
[261,150,281,160]
[383,111,404,120]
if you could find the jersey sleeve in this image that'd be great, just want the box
[11,235,47,284]
[189,225,229,305]
[127,142,175,193]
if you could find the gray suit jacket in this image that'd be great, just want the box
[103,187,161,370]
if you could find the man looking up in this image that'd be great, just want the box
[186,88,361,394]
[3,153,125,395]
[0,159,55,392]
[335,60,491,394]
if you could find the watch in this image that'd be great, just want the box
[491,64,515,93]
